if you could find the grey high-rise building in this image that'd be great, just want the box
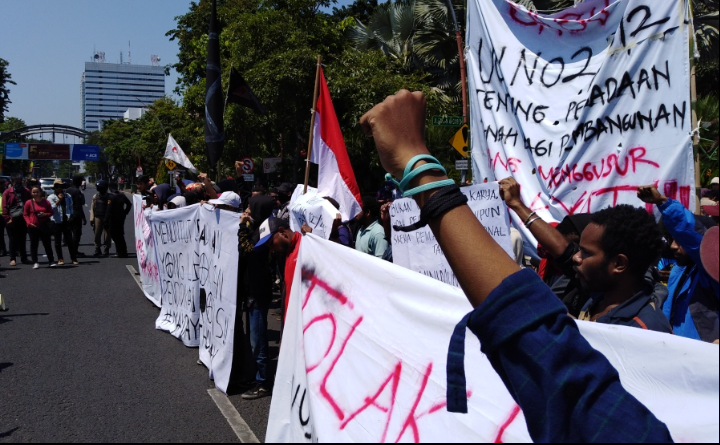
[81,62,165,131]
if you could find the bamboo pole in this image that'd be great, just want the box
[304,55,322,194]
[689,22,701,214]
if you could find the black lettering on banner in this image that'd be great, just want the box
[637,69,652,92]
[510,48,541,86]
[673,102,686,128]
[541,57,565,88]
[478,39,506,84]
[652,61,670,89]
[562,47,596,83]
[627,5,670,38]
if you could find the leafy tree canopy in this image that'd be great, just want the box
[0,58,16,124]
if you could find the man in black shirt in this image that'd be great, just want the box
[65,175,87,257]
[105,182,132,258]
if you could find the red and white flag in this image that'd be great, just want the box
[310,69,362,221]
[165,133,197,173]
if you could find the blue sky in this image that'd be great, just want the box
[0,0,353,131]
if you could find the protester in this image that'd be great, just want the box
[255,217,301,317]
[166,196,187,209]
[106,182,132,258]
[2,174,31,266]
[136,175,152,197]
[208,192,242,212]
[275,182,293,223]
[0,178,7,257]
[24,186,56,269]
[251,184,266,197]
[90,180,112,257]
[65,175,87,257]
[710,176,719,193]
[359,89,672,442]
[379,201,393,262]
[323,197,353,247]
[235,192,276,400]
[354,196,389,258]
[638,185,719,343]
[48,180,78,266]
[152,183,174,211]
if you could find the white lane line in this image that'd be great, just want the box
[126,265,143,292]
[208,388,260,443]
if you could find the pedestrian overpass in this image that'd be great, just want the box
[0,124,91,142]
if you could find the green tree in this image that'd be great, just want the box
[0,58,15,124]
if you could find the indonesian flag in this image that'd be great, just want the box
[309,69,362,222]
[164,133,197,173]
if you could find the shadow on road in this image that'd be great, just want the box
[0,313,50,325]
[0,427,20,439]
[0,362,13,373]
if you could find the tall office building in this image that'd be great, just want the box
[81,61,165,131]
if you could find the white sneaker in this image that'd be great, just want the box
[33,263,40,270]
[49,263,57,268]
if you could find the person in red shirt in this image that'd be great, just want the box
[24,186,56,269]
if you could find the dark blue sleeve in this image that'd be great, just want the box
[467,268,672,443]
[337,225,352,247]
[658,199,703,266]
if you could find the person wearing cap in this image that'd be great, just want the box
[166,196,187,210]
[638,185,719,343]
[65,175,88,257]
[208,192,242,212]
[48,180,78,266]
[105,182,132,258]
[90,180,113,257]
[710,176,719,193]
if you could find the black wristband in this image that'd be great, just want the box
[393,185,468,233]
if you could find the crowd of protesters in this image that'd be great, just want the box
[1,174,133,269]
[127,142,718,407]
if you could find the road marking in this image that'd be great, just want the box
[126,265,143,292]
[207,388,260,443]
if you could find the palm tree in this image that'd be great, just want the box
[348,1,419,71]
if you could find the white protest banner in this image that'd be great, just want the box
[288,184,338,240]
[467,0,694,243]
[267,235,719,443]
[196,204,238,393]
[391,182,513,287]
[145,204,239,393]
[148,205,203,347]
[133,195,161,307]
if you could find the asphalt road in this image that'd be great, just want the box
[0,186,279,442]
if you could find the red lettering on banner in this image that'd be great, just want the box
[340,362,402,442]
[492,152,521,173]
[679,185,691,209]
[551,191,589,215]
[299,269,458,442]
[303,314,337,372]
[393,363,434,443]
[509,0,611,36]
[494,405,522,443]
[529,192,550,212]
[537,147,659,189]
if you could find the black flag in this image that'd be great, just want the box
[204,0,224,168]
[227,67,267,115]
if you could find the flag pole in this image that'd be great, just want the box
[304,55,322,194]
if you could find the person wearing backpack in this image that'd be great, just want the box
[2,174,31,266]
[48,180,78,266]
[24,185,56,269]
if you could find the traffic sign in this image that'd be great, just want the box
[263,157,282,174]
[165,159,177,170]
[455,160,469,170]
[241,157,255,174]
[449,124,469,158]
[432,115,463,127]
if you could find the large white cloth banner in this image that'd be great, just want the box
[390,182,514,287]
[146,204,238,393]
[267,235,719,443]
[289,184,339,240]
[467,0,694,245]
[133,196,161,307]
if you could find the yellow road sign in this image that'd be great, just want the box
[448,124,469,158]
[165,159,177,170]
